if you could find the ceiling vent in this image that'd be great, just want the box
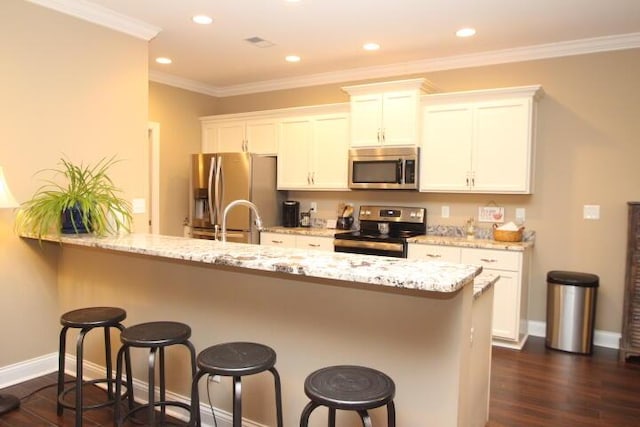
[244,36,275,48]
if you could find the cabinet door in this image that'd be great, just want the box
[311,114,349,190]
[407,244,461,263]
[214,121,246,152]
[296,235,334,252]
[246,120,278,154]
[350,94,383,147]
[420,104,473,191]
[260,232,296,248]
[277,118,313,189]
[487,269,520,341]
[381,91,420,146]
[472,99,533,193]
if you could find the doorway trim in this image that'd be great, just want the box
[148,121,160,234]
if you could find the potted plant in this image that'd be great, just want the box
[17,156,132,238]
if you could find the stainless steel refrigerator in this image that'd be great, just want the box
[190,153,283,243]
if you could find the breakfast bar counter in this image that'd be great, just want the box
[24,233,494,427]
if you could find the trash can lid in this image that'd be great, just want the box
[547,270,599,287]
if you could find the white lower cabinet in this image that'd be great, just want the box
[260,232,333,252]
[408,243,530,349]
[260,232,296,248]
[407,244,461,263]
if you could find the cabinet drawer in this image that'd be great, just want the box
[296,235,334,252]
[461,248,521,271]
[408,244,461,263]
[260,232,296,248]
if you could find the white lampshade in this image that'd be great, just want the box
[0,166,19,209]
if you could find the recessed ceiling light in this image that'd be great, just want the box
[456,27,476,38]
[192,15,213,25]
[363,42,380,51]
[155,57,172,65]
[285,55,301,63]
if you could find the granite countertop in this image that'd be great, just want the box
[24,233,481,295]
[408,235,533,251]
[263,226,533,251]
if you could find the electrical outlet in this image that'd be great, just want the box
[310,202,317,213]
[583,205,600,220]
[132,198,146,214]
[515,208,525,223]
[441,206,450,218]
[208,375,221,383]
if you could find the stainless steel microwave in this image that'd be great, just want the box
[348,147,419,190]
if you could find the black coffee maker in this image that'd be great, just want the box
[282,200,300,227]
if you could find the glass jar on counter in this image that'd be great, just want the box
[300,211,311,227]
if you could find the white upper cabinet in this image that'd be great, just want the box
[343,79,428,147]
[202,117,278,154]
[420,85,543,194]
[277,109,350,191]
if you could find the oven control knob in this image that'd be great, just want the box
[363,210,371,216]
[410,212,416,217]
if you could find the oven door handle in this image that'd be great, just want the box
[334,239,404,252]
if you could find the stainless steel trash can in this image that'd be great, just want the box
[545,270,599,354]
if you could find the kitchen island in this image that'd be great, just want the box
[25,233,495,427]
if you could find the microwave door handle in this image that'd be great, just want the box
[397,159,403,184]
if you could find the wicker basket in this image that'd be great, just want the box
[492,224,524,242]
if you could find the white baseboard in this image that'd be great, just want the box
[527,320,621,349]
[0,352,58,388]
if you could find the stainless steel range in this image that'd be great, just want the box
[334,205,427,258]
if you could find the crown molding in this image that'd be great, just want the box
[151,32,640,98]
[26,0,161,41]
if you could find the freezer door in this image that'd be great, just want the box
[217,153,252,230]
[191,153,216,229]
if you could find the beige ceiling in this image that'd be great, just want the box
[36,0,640,96]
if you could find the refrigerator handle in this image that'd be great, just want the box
[214,156,223,228]
[207,157,215,225]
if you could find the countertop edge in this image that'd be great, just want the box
[21,233,482,295]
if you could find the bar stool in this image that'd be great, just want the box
[190,342,283,427]
[299,365,396,427]
[114,321,197,426]
[57,306,132,427]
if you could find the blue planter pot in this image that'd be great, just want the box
[61,207,90,234]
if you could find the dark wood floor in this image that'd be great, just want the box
[1,337,640,426]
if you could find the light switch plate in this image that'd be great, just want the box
[132,198,146,214]
[515,208,526,223]
[583,205,600,220]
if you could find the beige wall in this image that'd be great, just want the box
[0,0,148,367]
[148,82,217,235]
[213,49,640,333]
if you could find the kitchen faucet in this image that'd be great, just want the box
[221,199,263,242]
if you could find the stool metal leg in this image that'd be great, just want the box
[103,326,113,399]
[159,346,166,422]
[75,328,89,427]
[299,401,320,427]
[328,407,336,427]
[268,367,284,427]
[232,376,242,427]
[57,326,69,416]
[189,370,208,427]
[148,347,157,425]
[114,345,127,427]
[387,401,396,427]
[357,409,373,427]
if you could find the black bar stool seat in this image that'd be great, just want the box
[57,306,132,427]
[115,321,197,426]
[190,342,283,427]
[300,365,396,427]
